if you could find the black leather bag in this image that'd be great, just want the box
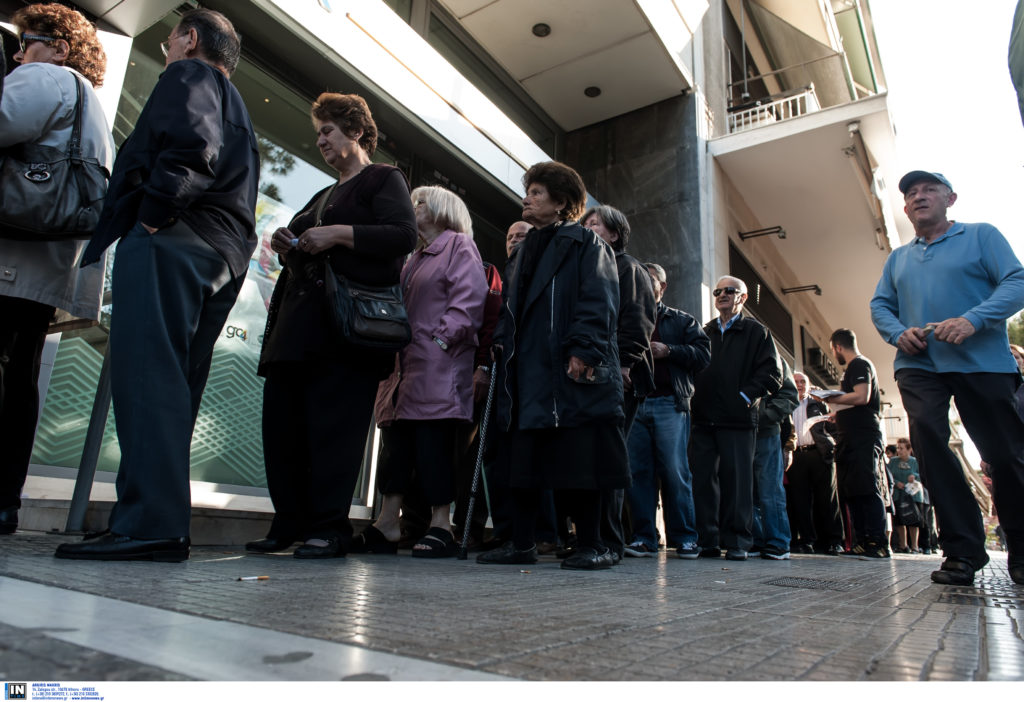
[311,183,411,352]
[0,76,109,240]
[323,261,412,351]
[896,490,920,526]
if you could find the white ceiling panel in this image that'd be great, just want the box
[522,33,685,130]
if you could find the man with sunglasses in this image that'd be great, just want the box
[871,170,1024,586]
[56,9,259,563]
[689,276,782,561]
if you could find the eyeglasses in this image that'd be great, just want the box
[19,33,55,53]
[160,33,186,57]
[712,286,742,297]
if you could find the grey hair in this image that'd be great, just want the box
[645,262,667,284]
[178,9,241,76]
[411,185,473,237]
[581,205,631,251]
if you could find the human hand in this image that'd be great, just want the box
[621,367,633,390]
[931,317,976,345]
[897,327,930,355]
[296,226,339,255]
[567,355,594,381]
[473,367,490,404]
[650,341,670,359]
[907,474,916,482]
[270,227,295,255]
[896,481,905,489]
[140,222,157,234]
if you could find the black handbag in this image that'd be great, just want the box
[896,490,920,526]
[313,183,411,352]
[0,75,109,240]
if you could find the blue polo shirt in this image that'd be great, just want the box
[870,221,1024,374]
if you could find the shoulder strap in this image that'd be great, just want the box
[67,72,84,161]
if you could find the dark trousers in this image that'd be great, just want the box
[263,362,381,544]
[0,296,54,509]
[786,446,844,550]
[599,392,639,557]
[107,221,239,539]
[513,488,601,552]
[377,420,458,506]
[896,369,1024,567]
[452,417,488,542]
[690,424,756,551]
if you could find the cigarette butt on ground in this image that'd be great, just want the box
[237,575,269,581]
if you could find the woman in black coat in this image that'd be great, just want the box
[477,161,627,570]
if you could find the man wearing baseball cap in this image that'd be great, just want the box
[870,170,1024,586]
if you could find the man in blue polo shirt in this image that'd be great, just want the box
[871,170,1024,586]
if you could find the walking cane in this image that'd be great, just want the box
[457,366,497,560]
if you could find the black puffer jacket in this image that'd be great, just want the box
[691,314,782,428]
[496,221,622,430]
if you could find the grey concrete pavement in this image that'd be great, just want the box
[0,532,1021,681]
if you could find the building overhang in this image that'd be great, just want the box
[709,93,913,407]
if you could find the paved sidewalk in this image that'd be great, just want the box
[1,532,1022,681]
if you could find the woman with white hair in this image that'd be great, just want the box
[353,186,487,557]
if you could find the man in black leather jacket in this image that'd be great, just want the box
[58,10,259,562]
[624,263,710,559]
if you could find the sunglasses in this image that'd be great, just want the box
[712,286,742,297]
[19,33,55,53]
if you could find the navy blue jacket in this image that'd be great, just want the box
[82,59,259,280]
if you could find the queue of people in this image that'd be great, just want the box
[2,6,1023,588]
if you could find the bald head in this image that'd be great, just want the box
[506,221,530,257]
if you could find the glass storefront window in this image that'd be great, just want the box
[31,16,348,492]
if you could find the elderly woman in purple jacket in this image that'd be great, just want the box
[352,186,487,557]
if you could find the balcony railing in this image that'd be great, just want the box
[727,85,820,134]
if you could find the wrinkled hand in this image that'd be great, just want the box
[270,227,295,255]
[473,368,490,404]
[932,316,976,345]
[620,367,632,391]
[897,327,930,356]
[296,226,339,255]
[567,355,595,381]
[896,481,905,490]
[650,341,670,359]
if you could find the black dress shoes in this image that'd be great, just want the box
[930,554,989,585]
[561,547,613,570]
[1009,563,1024,586]
[293,537,343,559]
[0,507,18,535]
[245,537,295,553]
[54,532,190,562]
[476,541,538,564]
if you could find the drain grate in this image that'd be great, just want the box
[938,582,1024,609]
[763,577,861,592]
[937,593,1021,609]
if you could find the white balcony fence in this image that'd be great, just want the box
[727,86,821,134]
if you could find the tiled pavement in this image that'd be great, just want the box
[1,532,1022,681]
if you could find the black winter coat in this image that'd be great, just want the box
[654,302,711,412]
[496,221,622,431]
[614,251,656,397]
[757,357,799,435]
[691,314,782,428]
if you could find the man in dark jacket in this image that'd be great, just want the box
[624,264,710,558]
[788,372,845,555]
[57,10,259,562]
[690,275,782,561]
[750,358,798,559]
[581,205,656,563]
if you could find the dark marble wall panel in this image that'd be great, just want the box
[565,94,704,316]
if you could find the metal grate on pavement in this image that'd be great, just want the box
[762,576,861,592]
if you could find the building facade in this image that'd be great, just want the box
[3,0,917,516]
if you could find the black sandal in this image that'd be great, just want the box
[410,527,457,558]
[349,525,399,554]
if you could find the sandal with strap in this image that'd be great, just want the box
[411,526,457,558]
[349,525,399,554]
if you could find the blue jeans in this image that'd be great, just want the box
[751,432,792,552]
[625,396,697,549]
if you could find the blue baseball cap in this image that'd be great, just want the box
[898,170,953,194]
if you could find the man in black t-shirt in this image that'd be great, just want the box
[826,329,889,558]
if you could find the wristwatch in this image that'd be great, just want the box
[433,336,449,351]
[477,365,491,374]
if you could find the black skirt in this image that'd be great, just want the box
[506,421,630,491]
